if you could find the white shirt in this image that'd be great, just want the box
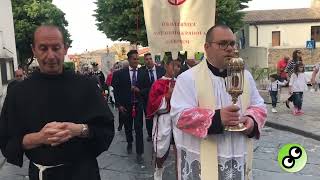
[289,73,308,92]
[147,65,157,82]
[268,80,287,91]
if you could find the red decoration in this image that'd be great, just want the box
[177,108,215,138]
[146,79,173,119]
[168,0,186,6]
[132,105,137,118]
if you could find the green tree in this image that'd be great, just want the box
[94,0,147,46]
[12,0,72,67]
[94,0,251,46]
[216,0,251,32]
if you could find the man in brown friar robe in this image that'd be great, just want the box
[0,25,114,180]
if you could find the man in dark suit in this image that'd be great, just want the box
[138,53,165,142]
[7,69,25,93]
[180,58,198,74]
[112,50,144,164]
[89,62,106,91]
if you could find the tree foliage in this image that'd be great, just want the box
[94,0,147,46]
[216,0,251,32]
[12,0,72,66]
[94,0,251,46]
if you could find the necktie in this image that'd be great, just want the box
[149,69,155,83]
[131,69,138,104]
[131,69,137,86]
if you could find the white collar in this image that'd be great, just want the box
[129,66,138,71]
[161,76,176,80]
[147,65,156,71]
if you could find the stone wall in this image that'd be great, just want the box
[268,48,320,68]
[239,47,268,68]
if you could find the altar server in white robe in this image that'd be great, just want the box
[170,24,267,180]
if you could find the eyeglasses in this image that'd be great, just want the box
[208,40,237,50]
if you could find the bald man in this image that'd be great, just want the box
[6,69,25,93]
[0,25,114,180]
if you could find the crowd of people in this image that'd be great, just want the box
[2,22,317,179]
[105,24,266,180]
[0,24,269,180]
[271,49,314,115]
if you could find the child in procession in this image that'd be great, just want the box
[146,56,182,180]
[289,63,309,115]
[268,74,287,113]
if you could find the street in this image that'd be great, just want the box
[1,89,320,180]
[1,127,319,180]
[1,0,320,179]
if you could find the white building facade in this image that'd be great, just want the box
[0,0,18,108]
[240,9,320,49]
[0,0,18,85]
[237,7,320,68]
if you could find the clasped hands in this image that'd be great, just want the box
[38,121,83,146]
[220,105,255,135]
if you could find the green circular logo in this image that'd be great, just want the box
[277,143,307,172]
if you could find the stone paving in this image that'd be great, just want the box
[266,87,320,140]
[1,87,320,180]
[253,127,320,180]
[1,127,320,180]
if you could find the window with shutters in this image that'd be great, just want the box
[0,58,14,85]
[1,60,8,84]
[272,31,280,47]
[311,26,320,42]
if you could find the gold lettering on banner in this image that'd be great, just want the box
[165,39,190,44]
[161,21,197,27]
[143,0,215,57]
[153,31,202,36]
[154,21,202,45]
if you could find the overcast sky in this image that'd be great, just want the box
[52,0,313,54]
